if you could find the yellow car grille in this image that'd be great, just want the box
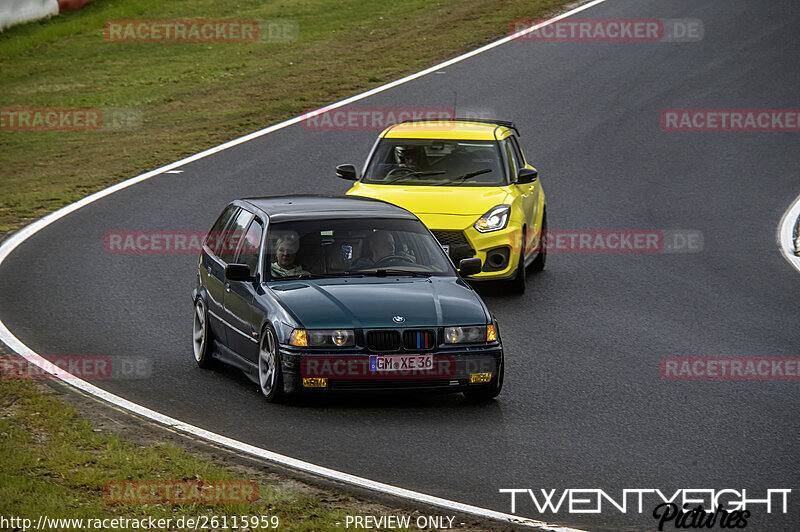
[432,230,474,263]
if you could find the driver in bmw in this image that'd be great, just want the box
[353,231,396,269]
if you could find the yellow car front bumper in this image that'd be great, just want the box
[416,213,531,280]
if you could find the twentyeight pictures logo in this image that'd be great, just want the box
[500,488,791,529]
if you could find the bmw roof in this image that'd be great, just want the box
[241,194,418,221]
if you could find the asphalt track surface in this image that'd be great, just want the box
[2,0,799,530]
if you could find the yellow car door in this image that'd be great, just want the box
[503,137,535,258]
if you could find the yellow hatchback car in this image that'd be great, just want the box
[337,118,546,293]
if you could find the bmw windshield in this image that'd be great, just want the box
[265,217,456,280]
[362,139,506,186]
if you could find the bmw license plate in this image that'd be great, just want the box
[370,354,433,372]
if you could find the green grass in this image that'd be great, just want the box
[0,378,409,531]
[0,0,572,233]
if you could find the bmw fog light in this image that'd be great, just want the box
[470,373,492,384]
[303,378,328,388]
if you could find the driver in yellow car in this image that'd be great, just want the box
[399,146,426,171]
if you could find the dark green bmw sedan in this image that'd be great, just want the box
[192,195,503,402]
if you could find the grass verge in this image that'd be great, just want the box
[1,375,524,531]
[0,378,363,530]
[0,0,573,233]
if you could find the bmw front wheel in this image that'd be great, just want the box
[258,326,284,403]
[192,298,215,368]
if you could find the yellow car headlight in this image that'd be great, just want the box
[474,204,511,232]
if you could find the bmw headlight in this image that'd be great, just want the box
[291,329,355,347]
[474,204,511,232]
[445,326,489,344]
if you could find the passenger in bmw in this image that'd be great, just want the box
[270,233,310,278]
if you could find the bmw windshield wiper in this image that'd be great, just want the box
[364,269,432,277]
[307,272,366,278]
[383,170,445,185]
[272,272,363,280]
[434,168,492,186]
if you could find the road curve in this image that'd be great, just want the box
[1,0,799,530]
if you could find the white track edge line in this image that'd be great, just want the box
[0,2,608,530]
[0,326,585,532]
[777,192,800,273]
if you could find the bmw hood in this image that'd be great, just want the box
[268,277,489,329]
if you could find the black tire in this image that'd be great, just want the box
[258,326,285,403]
[506,229,526,294]
[464,356,504,401]
[192,298,215,368]
[530,209,547,272]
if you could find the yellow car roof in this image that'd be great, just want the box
[381,120,514,141]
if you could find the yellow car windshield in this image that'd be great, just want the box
[362,139,506,186]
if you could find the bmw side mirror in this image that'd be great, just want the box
[336,164,358,181]
[458,257,482,276]
[225,263,256,282]
[517,168,538,184]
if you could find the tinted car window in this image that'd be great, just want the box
[234,217,263,276]
[503,139,519,183]
[204,204,238,255]
[509,135,526,168]
[219,209,254,263]
[362,139,505,186]
[266,218,456,280]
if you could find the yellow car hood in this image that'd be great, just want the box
[347,183,512,216]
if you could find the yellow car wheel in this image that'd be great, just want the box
[531,209,547,272]
[507,228,527,294]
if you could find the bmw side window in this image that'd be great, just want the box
[219,209,254,263]
[234,218,263,276]
[205,205,238,255]
[504,139,519,182]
